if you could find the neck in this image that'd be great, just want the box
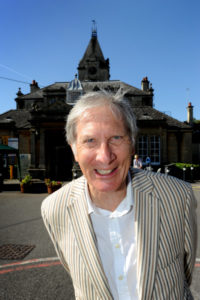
[88,185,127,212]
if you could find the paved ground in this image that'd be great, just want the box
[0,190,75,300]
[0,180,199,299]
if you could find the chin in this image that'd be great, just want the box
[94,181,122,193]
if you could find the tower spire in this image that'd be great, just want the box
[78,22,110,81]
[92,20,97,37]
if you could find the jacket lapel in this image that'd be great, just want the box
[66,178,113,300]
[131,169,159,300]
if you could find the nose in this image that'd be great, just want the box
[96,142,116,165]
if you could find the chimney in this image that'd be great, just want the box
[30,80,39,93]
[141,77,149,91]
[187,102,193,125]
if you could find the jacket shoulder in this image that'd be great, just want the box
[131,167,192,197]
[146,171,193,204]
[149,171,191,191]
[41,176,86,221]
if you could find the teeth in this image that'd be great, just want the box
[97,169,113,175]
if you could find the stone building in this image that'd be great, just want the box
[0,26,193,180]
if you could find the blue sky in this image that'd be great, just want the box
[0,0,199,121]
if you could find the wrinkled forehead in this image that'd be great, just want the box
[79,104,124,124]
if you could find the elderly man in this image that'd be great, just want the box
[41,91,197,300]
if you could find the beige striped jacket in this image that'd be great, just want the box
[41,169,197,299]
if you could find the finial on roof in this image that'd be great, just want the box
[16,87,23,97]
[92,20,97,37]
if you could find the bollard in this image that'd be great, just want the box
[183,167,186,181]
[9,165,14,179]
[190,167,194,183]
[0,172,2,192]
[165,167,170,175]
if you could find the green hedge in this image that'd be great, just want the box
[174,163,200,169]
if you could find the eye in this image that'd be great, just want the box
[113,136,122,140]
[86,138,94,143]
[83,137,97,148]
[110,135,123,145]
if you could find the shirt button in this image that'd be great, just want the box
[118,275,124,280]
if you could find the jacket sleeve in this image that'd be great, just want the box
[41,195,71,274]
[184,185,197,286]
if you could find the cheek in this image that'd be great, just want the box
[121,146,133,161]
[76,148,95,166]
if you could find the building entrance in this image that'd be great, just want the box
[45,129,73,181]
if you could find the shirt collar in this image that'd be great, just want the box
[85,171,133,217]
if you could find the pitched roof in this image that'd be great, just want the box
[17,82,68,100]
[7,79,190,130]
[0,110,31,129]
[133,106,191,129]
[81,80,149,96]
[16,80,150,101]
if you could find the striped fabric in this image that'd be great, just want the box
[41,168,197,300]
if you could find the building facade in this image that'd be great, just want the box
[0,28,193,180]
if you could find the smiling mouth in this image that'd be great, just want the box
[95,168,116,175]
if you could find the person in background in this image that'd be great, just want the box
[133,154,142,169]
[41,91,197,300]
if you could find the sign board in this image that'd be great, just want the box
[8,138,18,150]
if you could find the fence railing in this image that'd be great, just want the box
[164,164,200,182]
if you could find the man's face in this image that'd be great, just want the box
[73,105,134,198]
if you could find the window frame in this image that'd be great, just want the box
[136,135,161,166]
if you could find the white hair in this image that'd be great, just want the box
[66,90,137,152]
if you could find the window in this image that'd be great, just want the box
[137,135,160,165]
[49,98,56,105]
[150,136,160,164]
[137,135,148,164]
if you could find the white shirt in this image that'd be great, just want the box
[85,174,138,300]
